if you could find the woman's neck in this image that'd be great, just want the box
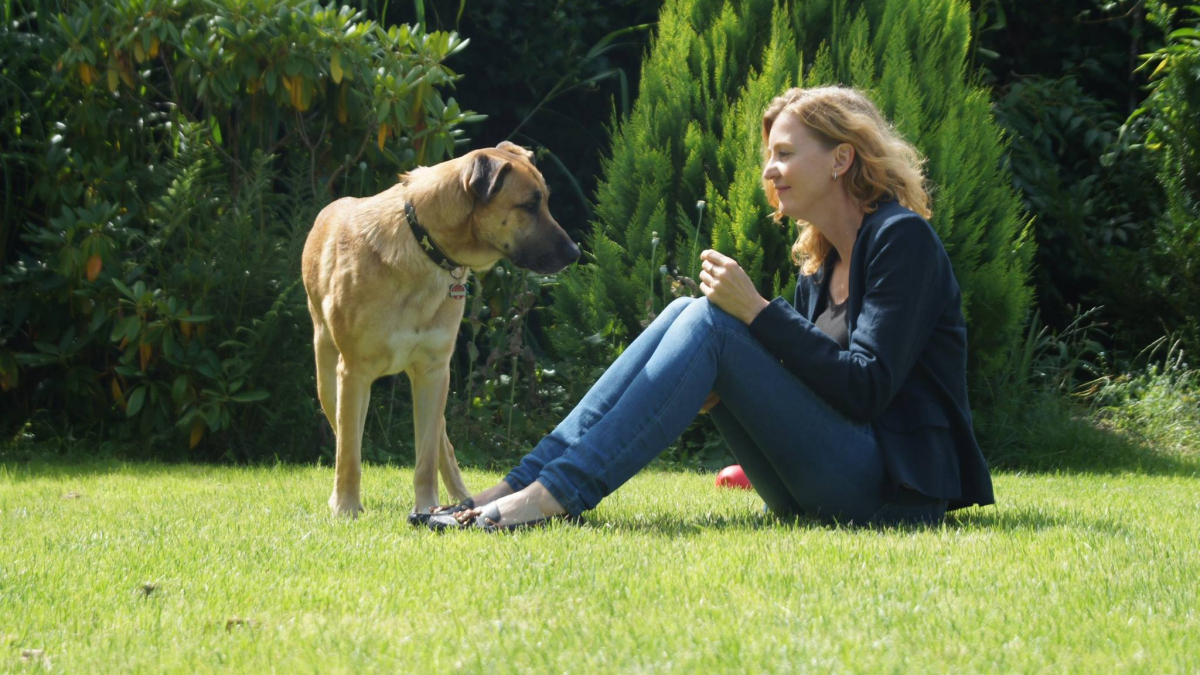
[812,191,865,263]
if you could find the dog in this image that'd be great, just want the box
[301,141,580,516]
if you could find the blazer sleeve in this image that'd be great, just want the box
[748,216,950,422]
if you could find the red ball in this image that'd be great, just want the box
[715,464,753,490]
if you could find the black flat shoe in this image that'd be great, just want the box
[407,497,474,526]
[472,502,576,532]
[424,502,578,532]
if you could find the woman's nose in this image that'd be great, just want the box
[762,162,778,181]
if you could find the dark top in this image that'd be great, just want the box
[748,200,994,510]
[814,292,849,349]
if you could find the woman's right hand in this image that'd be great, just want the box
[699,391,721,414]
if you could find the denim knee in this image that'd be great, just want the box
[675,297,748,334]
[662,296,697,318]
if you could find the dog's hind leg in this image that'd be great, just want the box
[410,363,454,513]
[313,325,339,432]
[438,429,472,503]
[330,358,370,517]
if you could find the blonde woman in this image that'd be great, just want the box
[424,85,994,530]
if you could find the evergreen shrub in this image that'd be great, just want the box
[550,0,1033,406]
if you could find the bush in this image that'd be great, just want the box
[972,0,1200,358]
[1120,2,1200,353]
[973,310,1199,472]
[991,74,1162,330]
[0,0,477,458]
[1092,339,1200,460]
[549,0,1033,399]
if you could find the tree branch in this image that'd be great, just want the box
[1077,0,1145,25]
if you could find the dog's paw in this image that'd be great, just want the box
[329,494,364,517]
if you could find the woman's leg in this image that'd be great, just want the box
[500,297,698,492]
[709,366,945,526]
[530,298,943,525]
[708,406,803,517]
[529,298,847,516]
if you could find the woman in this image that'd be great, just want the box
[425,85,994,530]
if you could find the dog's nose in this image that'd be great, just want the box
[566,240,581,262]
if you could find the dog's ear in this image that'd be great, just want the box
[465,152,512,203]
[496,141,535,165]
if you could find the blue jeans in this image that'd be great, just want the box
[505,297,946,526]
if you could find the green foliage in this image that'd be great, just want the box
[444,266,593,469]
[971,0,1200,358]
[1123,2,1200,351]
[992,75,1161,328]
[550,0,1033,394]
[0,0,475,456]
[1091,338,1199,460]
[974,305,1199,472]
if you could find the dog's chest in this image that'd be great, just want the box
[371,279,465,375]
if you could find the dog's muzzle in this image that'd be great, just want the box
[511,231,581,274]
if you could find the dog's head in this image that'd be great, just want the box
[460,142,580,274]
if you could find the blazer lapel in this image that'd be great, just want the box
[847,232,865,335]
[846,201,901,333]
[806,264,826,322]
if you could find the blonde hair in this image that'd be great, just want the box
[762,85,931,275]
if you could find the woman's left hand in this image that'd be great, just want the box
[699,249,770,324]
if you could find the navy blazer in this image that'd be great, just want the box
[748,200,994,510]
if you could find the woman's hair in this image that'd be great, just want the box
[761,85,931,275]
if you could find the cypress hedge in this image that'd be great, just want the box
[550,0,1033,394]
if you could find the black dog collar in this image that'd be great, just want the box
[405,200,466,277]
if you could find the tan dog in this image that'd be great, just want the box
[301,142,579,517]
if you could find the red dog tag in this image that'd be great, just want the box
[449,283,467,300]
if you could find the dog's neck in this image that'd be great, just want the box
[401,164,475,240]
[363,162,482,273]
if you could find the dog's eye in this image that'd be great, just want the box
[521,202,538,213]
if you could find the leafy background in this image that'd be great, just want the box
[1,0,1197,473]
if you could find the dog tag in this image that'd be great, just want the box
[449,283,467,300]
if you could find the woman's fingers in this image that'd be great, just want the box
[701,249,732,265]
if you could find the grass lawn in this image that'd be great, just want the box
[1,462,1197,673]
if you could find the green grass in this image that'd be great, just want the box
[2,463,1198,673]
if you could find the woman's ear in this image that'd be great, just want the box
[833,143,856,176]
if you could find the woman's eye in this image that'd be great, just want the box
[777,151,792,159]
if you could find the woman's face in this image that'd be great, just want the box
[761,112,839,220]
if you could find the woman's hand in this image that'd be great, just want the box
[699,249,770,324]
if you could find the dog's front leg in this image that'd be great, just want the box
[410,363,453,513]
[330,359,370,516]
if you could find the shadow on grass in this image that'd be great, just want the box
[573,502,1131,537]
[1,459,1137,538]
[943,505,1130,534]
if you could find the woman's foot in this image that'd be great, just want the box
[455,481,566,527]
[428,480,515,514]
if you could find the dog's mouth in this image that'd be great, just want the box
[510,238,581,274]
